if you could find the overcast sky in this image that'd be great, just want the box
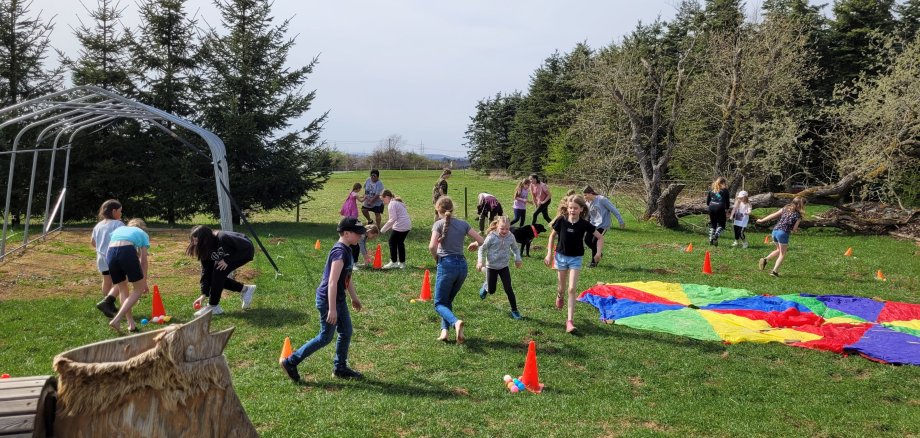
[34,0,801,157]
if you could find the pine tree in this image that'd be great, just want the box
[0,0,64,105]
[703,0,744,34]
[896,0,920,42]
[828,0,897,88]
[465,92,522,171]
[69,0,136,95]
[197,0,331,219]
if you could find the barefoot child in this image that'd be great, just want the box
[98,219,150,333]
[280,217,366,382]
[91,200,124,313]
[380,190,412,269]
[187,226,257,315]
[476,216,524,319]
[429,196,484,344]
[544,195,604,333]
[756,196,805,277]
[340,183,361,219]
[730,190,752,248]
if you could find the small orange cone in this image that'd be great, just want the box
[279,336,293,360]
[844,247,853,257]
[702,251,713,275]
[876,270,886,281]
[764,235,771,244]
[151,284,166,318]
[418,269,432,301]
[519,340,544,393]
[373,244,383,269]
[685,243,693,253]
[314,239,321,250]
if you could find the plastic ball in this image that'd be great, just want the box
[513,379,526,391]
[194,302,201,310]
[1,373,10,379]
[141,319,148,325]
[509,385,520,393]
[410,299,416,303]
[163,316,172,323]
[503,375,513,383]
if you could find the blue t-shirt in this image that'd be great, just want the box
[109,226,150,248]
[316,241,353,306]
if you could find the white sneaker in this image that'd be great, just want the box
[194,304,224,316]
[397,262,406,269]
[241,285,256,309]
[353,264,361,271]
[382,261,397,269]
[742,241,749,249]
[731,241,739,247]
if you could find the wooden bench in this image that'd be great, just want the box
[0,376,56,438]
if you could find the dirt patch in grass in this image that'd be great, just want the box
[0,229,200,301]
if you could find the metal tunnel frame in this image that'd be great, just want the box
[0,86,233,261]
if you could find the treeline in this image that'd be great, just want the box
[0,0,332,224]
[466,0,920,215]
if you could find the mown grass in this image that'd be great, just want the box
[1,170,919,437]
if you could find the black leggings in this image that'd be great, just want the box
[201,258,250,306]
[733,225,746,241]
[350,244,360,264]
[584,227,606,259]
[478,205,503,233]
[486,266,517,311]
[709,208,727,231]
[532,199,552,225]
[389,230,409,263]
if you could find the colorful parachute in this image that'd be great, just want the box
[578,281,920,365]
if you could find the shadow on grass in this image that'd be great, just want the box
[233,307,310,326]
[296,376,460,399]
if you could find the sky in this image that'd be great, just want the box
[33,0,796,158]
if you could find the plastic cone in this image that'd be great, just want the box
[702,251,713,274]
[685,243,693,253]
[314,239,321,250]
[764,235,771,244]
[418,270,432,301]
[876,270,886,281]
[844,247,853,257]
[519,340,544,393]
[151,284,166,318]
[373,244,383,269]
[279,336,293,360]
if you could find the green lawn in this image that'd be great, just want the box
[2,170,919,437]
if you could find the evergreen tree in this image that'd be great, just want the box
[465,92,522,171]
[896,0,920,42]
[0,0,63,105]
[828,0,897,87]
[703,0,744,33]
[132,0,205,224]
[69,0,135,95]
[197,0,331,219]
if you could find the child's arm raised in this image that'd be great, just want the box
[466,228,485,252]
[756,209,783,224]
[326,259,343,324]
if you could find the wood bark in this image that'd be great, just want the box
[656,183,685,229]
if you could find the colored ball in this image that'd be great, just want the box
[410,299,416,303]
[163,316,172,323]
[141,319,148,325]
[503,375,513,383]
[1,373,10,379]
[509,385,519,393]
[194,302,201,310]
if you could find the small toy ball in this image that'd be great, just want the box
[513,378,526,391]
[154,316,163,324]
[141,319,148,325]
[1,373,10,379]
[410,299,416,303]
[194,302,202,310]
[503,375,513,383]
[509,385,520,393]
[163,316,172,323]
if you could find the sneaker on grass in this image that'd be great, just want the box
[279,358,300,382]
[96,297,117,318]
[332,367,363,379]
[241,285,256,310]
[194,304,224,316]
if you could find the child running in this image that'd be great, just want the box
[730,190,752,248]
[706,177,731,246]
[380,190,411,269]
[530,174,552,225]
[97,219,150,333]
[544,195,604,333]
[353,224,379,270]
[340,183,361,219]
[91,199,124,303]
[429,196,484,344]
[510,178,529,227]
[582,186,625,267]
[280,217,366,382]
[476,216,524,319]
[756,196,806,277]
[187,226,258,315]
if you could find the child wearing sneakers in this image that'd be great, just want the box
[353,224,379,270]
[756,196,805,277]
[544,195,604,333]
[281,217,366,382]
[380,190,412,269]
[730,190,752,248]
[476,216,524,319]
[186,225,257,315]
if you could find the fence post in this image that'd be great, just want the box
[464,187,468,219]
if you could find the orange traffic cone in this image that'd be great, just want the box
[685,243,693,253]
[702,251,713,275]
[279,336,293,360]
[151,284,166,318]
[876,270,886,281]
[519,340,544,393]
[844,247,853,257]
[418,269,432,301]
[314,239,321,250]
[373,244,383,269]
[764,235,771,244]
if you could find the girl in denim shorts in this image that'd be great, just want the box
[756,196,805,277]
[543,195,604,334]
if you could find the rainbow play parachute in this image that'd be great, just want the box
[578,281,920,365]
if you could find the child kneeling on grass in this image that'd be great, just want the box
[281,217,366,382]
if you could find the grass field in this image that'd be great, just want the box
[1,170,919,437]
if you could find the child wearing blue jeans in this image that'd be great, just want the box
[281,217,366,382]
